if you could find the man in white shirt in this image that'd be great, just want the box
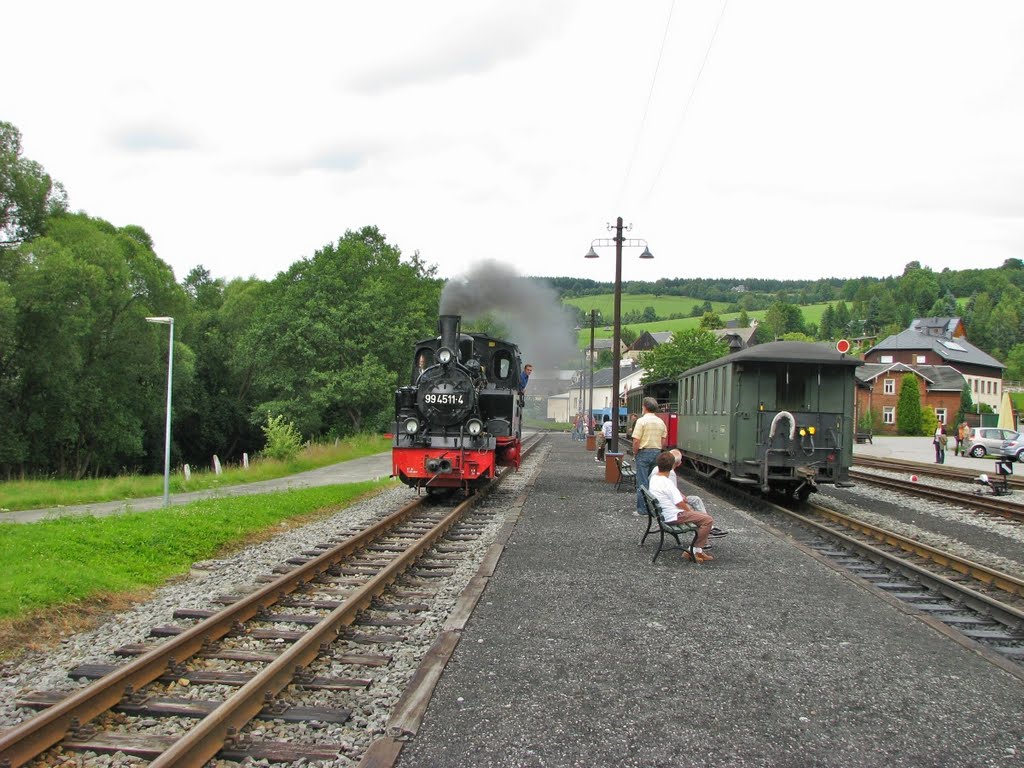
[647,452,715,562]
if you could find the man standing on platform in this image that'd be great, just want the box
[632,397,667,516]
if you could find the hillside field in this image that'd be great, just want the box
[562,294,829,344]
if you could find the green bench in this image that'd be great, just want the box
[639,487,700,564]
[615,456,637,492]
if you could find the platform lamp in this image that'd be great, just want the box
[588,309,597,437]
[585,217,652,455]
[146,316,174,508]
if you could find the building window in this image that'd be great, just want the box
[883,406,895,424]
[916,354,926,364]
[880,355,894,363]
[973,379,978,393]
[935,408,946,425]
[884,379,895,395]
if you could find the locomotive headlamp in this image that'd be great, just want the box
[799,428,807,437]
[403,417,420,435]
[437,347,453,365]
[466,418,484,436]
[808,426,816,435]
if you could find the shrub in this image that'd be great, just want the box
[261,415,303,462]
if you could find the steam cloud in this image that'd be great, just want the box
[439,260,578,370]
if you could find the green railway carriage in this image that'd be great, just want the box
[676,341,863,501]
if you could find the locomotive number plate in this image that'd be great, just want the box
[425,393,465,405]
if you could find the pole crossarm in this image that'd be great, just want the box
[589,238,649,249]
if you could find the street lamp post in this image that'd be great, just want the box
[588,309,597,437]
[146,316,174,508]
[585,217,652,455]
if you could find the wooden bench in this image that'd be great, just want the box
[854,432,873,444]
[639,487,700,564]
[615,456,637,492]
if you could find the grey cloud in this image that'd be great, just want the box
[112,125,197,152]
[349,8,563,92]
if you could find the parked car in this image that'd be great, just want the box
[998,436,1024,462]
[963,427,1021,458]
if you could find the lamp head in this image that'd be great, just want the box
[584,246,599,259]
[639,246,654,259]
[145,316,173,325]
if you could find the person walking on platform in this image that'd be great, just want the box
[956,421,969,456]
[934,427,948,463]
[595,415,612,462]
[648,452,715,562]
[632,397,667,516]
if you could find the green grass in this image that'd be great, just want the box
[565,295,834,347]
[0,481,391,621]
[0,434,391,513]
[562,293,732,322]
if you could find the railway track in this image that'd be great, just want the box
[855,454,1024,490]
[0,436,543,767]
[848,469,1024,524]
[762,497,1024,678]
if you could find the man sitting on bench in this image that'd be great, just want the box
[648,451,716,563]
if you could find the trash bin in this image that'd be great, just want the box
[605,452,623,484]
[586,434,596,451]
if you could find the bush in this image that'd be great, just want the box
[261,415,303,461]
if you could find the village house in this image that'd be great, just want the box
[857,317,1005,432]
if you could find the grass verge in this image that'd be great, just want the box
[0,433,391,512]
[0,480,393,658]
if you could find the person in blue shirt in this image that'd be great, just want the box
[519,363,533,392]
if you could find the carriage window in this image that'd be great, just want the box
[777,366,808,411]
[713,369,720,414]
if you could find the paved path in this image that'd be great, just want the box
[0,452,393,524]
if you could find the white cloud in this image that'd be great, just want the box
[6,0,1023,284]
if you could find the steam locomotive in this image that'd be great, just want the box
[392,315,524,493]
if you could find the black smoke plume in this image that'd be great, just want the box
[439,260,578,369]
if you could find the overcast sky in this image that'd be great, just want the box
[7,1,1024,286]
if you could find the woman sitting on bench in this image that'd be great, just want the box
[648,452,716,563]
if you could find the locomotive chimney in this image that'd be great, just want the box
[438,315,461,359]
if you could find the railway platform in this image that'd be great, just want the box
[391,433,1023,767]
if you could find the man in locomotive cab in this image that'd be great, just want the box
[519,363,533,392]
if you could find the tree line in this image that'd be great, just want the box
[1,122,440,479]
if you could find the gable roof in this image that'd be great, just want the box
[867,328,1004,370]
[856,363,967,391]
[910,316,964,337]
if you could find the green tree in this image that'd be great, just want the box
[1004,344,1024,383]
[641,328,729,383]
[0,121,68,247]
[818,304,837,340]
[954,382,974,425]
[241,226,440,438]
[896,374,923,435]
[2,214,187,478]
[698,311,722,329]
